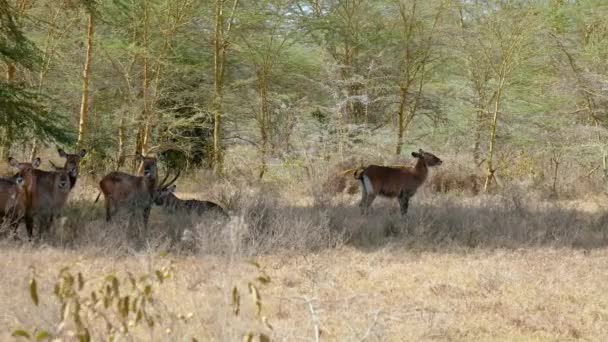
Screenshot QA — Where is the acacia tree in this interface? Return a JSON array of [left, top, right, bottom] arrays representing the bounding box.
[[211, 0, 239, 175], [236, 0, 294, 179], [388, 0, 445, 155], [456, 3, 538, 191], [0, 0, 72, 158], [548, 0, 608, 179], [77, 1, 97, 149]]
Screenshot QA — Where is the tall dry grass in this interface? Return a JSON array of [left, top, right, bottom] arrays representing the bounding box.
[[1, 145, 608, 340]]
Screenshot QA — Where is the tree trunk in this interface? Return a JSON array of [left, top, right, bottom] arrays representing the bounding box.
[[77, 12, 94, 149], [212, 0, 226, 175], [1, 63, 16, 159], [473, 104, 485, 165], [484, 83, 504, 192], [395, 87, 408, 155], [135, 0, 150, 173], [116, 114, 126, 170], [257, 68, 270, 179]]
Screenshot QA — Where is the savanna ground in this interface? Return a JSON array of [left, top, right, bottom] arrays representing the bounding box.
[[2, 148, 608, 341]]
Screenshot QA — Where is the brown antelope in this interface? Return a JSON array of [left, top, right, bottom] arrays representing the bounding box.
[[154, 184, 229, 219], [96, 153, 179, 237], [9, 157, 73, 240], [50, 148, 87, 189], [0, 173, 26, 237], [355, 149, 442, 215], [6, 157, 40, 238]]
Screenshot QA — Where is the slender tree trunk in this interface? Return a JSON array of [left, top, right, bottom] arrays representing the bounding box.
[[473, 101, 485, 165], [135, 0, 150, 172], [116, 113, 126, 170], [77, 12, 94, 149], [257, 68, 270, 179], [1, 63, 16, 159], [395, 87, 408, 155], [212, 0, 226, 175], [484, 81, 505, 192]]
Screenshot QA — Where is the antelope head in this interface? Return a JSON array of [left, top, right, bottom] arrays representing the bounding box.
[[57, 148, 87, 179], [8, 157, 41, 186], [412, 149, 443, 167], [136, 152, 159, 181], [49, 163, 72, 191], [154, 184, 177, 205]]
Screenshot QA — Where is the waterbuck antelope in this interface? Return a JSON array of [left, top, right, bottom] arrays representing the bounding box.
[[97, 153, 180, 237], [154, 184, 229, 219], [0, 163, 28, 237], [10, 157, 73, 240], [50, 148, 87, 189], [355, 149, 442, 215]]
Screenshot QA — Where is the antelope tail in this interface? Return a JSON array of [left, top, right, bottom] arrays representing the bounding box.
[[94, 191, 102, 203], [353, 167, 365, 180]]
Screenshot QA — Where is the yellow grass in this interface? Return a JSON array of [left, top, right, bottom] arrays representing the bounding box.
[[2, 246, 608, 340]]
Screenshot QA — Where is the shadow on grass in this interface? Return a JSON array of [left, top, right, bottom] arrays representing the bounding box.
[[2, 192, 607, 255]]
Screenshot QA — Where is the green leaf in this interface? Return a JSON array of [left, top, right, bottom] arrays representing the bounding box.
[[78, 328, 91, 342], [29, 278, 39, 306], [155, 270, 164, 284], [77, 273, 85, 291], [247, 260, 261, 269], [256, 275, 271, 285], [11, 330, 30, 338], [35, 331, 51, 341], [232, 286, 240, 316]]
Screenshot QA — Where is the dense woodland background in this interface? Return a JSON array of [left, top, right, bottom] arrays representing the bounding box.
[[1, 0, 608, 194]]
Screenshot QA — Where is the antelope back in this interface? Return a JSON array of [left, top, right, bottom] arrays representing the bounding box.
[[100, 172, 152, 207], [58, 148, 87, 188]]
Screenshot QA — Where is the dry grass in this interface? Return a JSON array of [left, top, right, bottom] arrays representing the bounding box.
[[2, 148, 608, 340], [2, 245, 608, 340]]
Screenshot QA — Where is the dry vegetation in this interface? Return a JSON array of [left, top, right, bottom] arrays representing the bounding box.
[[1, 148, 608, 340]]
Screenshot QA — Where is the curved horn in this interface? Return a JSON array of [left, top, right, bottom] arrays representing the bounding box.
[[157, 171, 171, 189], [160, 170, 181, 189], [166, 169, 181, 187], [49, 160, 62, 170], [147, 143, 189, 156]]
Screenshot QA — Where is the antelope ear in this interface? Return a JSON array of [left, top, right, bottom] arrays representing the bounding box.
[[168, 184, 177, 192], [32, 158, 41, 168], [8, 157, 18, 168], [58, 148, 67, 158], [79, 149, 87, 158], [135, 151, 143, 161], [411, 152, 421, 158], [419, 148, 424, 154]]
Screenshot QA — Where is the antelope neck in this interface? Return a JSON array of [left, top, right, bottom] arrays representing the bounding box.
[[413, 158, 429, 178]]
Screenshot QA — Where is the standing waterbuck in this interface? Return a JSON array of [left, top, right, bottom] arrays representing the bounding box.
[[11, 158, 73, 240], [0, 157, 37, 237], [154, 184, 229, 219], [97, 152, 179, 238], [355, 149, 442, 215], [50, 148, 87, 189]]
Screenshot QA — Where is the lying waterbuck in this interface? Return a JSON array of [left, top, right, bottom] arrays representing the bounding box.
[[0, 162, 28, 237], [355, 149, 442, 215], [97, 153, 179, 236], [154, 184, 229, 219], [10, 157, 72, 240]]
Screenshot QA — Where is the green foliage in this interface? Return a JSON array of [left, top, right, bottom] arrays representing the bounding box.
[[14, 262, 178, 340]]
